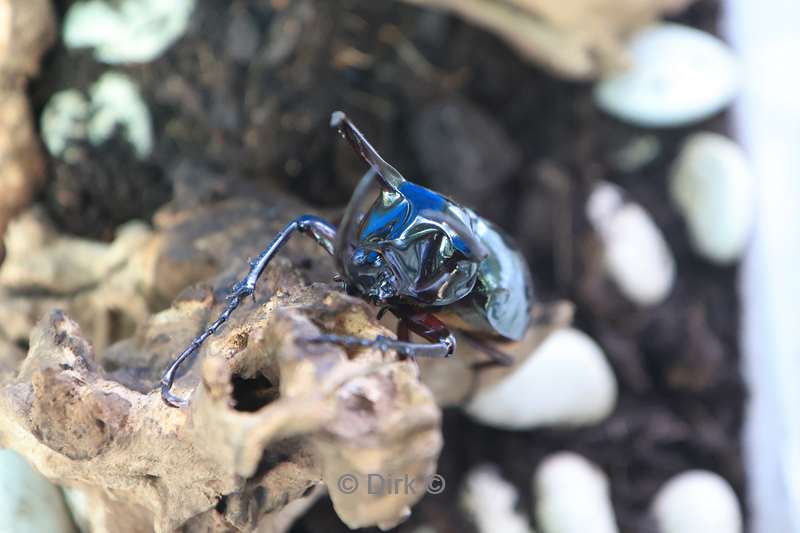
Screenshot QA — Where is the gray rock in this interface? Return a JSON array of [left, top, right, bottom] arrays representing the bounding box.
[[226, 7, 260, 62], [412, 99, 522, 200]]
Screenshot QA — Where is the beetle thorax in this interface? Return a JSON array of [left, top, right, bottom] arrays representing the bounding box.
[[341, 183, 485, 307]]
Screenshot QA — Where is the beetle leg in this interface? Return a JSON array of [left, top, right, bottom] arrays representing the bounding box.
[[160, 214, 337, 408], [460, 332, 515, 367], [456, 338, 515, 407], [303, 311, 456, 359], [304, 333, 454, 359], [396, 320, 410, 343]]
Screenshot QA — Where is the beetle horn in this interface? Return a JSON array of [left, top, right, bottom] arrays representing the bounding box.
[[331, 111, 405, 192]]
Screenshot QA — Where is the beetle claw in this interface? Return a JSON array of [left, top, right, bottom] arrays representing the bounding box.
[[228, 281, 254, 301]]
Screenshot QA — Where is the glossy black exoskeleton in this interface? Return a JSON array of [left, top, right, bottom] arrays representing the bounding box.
[[161, 111, 534, 407]]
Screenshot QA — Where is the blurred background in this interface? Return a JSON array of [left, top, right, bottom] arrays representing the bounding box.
[[0, 0, 798, 532]]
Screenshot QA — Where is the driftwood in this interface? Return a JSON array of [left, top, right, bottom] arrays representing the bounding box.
[[398, 0, 693, 79], [0, 172, 569, 531], [0, 0, 56, 260], [0, 182, 444, 532]]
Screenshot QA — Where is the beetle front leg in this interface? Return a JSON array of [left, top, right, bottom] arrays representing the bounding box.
[[304, 311, 456, 359], [160, 214, 337, 408]]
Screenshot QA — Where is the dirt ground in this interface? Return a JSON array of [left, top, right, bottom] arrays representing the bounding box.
[[29, 1, 745, 532]]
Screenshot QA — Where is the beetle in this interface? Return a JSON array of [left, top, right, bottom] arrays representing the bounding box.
[[160, 111, 534, 407]]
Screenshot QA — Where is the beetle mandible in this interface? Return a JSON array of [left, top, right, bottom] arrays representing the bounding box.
[[160, 111, 534, 407]]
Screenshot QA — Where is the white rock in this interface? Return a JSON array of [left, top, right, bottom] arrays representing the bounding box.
[[461, 465, 536, 533], [40, 90, 90, 161], [0, 450, 76, 533], [670, 133, 756, 263], [651, 470, 742, 533], [89, 72, 153, 158], [40, 73, 153, 160], [61, 488, 91, 533], [587, 182, 675, 306], [465, 328, 617, 430], [612, 135, 660, 173], [594, 24, 739, 128], [64, 0, 196, 64], [534, 452, 618, 533]]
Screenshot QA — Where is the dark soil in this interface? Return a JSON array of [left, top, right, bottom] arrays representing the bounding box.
[[30, 0, 745, 532]]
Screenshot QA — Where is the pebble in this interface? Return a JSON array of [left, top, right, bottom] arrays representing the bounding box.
[[594, 24, 739, 128], [670, 133, 755, 263], [40, 73, 153, 160], [651, 470, 742, 533], [466, 328, 617, 430], [587, 182, 675, 306], [534, 452, 618, 533], [412, 99, 522, 197], [612, 135, 661, 173], [40, 90, 90, 161], [89, 72, 153, 159], [61, 487, 91, 533], [64, 0, 195, 64], [461, 465, 535, 533], [0, 449, 76, 533], [226, 8, 260, 62]]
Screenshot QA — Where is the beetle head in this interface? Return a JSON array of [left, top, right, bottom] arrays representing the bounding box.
[[332, 112, 488, 306]]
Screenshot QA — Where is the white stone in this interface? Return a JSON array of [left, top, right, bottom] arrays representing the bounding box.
[[612, 135, 660, 173], [40, 90, 90, 161], [670, 133, 756, 263], [0, 449, 76, 533], [61, 488, 91, 533], [465, 328, 617, 430], [651, 470, 742, 533], [64, 0, 195, 64], [534, 452, 618, 533], [40, 73, 153, 160], [89, 72, 153, 158], [594, 24, 739, 128], [587, 182, 675, 306], [461, 465, 536, 533]]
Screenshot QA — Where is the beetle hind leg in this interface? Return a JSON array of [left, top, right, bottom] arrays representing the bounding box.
[[303, 332, 455, 359], [302, 310, 456, 359], [460, 332, 515, 367]]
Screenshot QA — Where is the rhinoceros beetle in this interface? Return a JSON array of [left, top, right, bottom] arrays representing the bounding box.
[[161, 111, 534, 407]]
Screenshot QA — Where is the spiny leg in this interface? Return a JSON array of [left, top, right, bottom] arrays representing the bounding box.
[[460, 332, 515, 367], [304, 310, 456, 359], [160, 214, 337, 408], [396, 320, 410, 343], [457, 334, 517, 406]]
